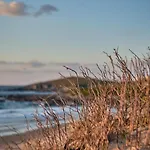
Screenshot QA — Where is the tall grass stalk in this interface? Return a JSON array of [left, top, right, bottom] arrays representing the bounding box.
[[8, 49, 150, 150]]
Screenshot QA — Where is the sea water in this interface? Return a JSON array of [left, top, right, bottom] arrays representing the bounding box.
[[0, 90, 80, 136], [0, 89, 116, 137]]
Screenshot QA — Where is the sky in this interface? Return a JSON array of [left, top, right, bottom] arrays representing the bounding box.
[[0, 0, 150, 85]]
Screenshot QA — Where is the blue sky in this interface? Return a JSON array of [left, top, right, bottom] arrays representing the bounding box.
[[0, 0, 150, 84]]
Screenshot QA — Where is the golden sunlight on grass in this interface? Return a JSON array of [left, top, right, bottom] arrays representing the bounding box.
[[3, 49, 150, 150]]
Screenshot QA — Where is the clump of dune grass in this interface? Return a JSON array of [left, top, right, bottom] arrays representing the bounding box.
[[14, 48, 150, 150]]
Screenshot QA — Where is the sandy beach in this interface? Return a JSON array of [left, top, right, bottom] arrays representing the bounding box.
[[0, 128, 42, 149], [0, 123, 68, 150], [0, 126, 150, 150]]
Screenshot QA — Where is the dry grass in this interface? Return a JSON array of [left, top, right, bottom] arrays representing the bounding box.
[[7, 49, 150, 149]]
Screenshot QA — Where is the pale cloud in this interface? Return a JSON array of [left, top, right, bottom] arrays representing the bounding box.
[[28, 61, 46, 68], [0, 60, 45, 68], [0, 0, 29, 16], [0, 0, 58, 17], [0, 61, 99, 85]]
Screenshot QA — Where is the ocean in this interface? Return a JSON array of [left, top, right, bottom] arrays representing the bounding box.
[[0, 86, 80, 136]]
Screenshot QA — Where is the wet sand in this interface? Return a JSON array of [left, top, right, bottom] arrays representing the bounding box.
[[0, 123, 67, 150], [0, 129, 42, 149]]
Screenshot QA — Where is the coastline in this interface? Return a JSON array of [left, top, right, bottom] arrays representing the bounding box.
[[0, 128, 42, 149], [0, 123, 68, 149]]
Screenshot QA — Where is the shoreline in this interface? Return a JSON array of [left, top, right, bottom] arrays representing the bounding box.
[[0, 128, 42, 149], [0, 123, 67, 149]]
